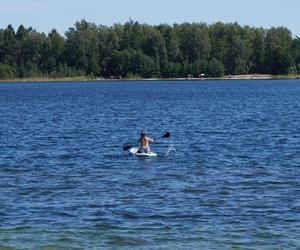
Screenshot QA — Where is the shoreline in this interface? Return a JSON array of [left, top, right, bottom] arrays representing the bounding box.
[[0, 74, 300, 83]]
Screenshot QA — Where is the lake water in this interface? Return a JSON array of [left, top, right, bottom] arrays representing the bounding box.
[[0, 80, 300, 249]]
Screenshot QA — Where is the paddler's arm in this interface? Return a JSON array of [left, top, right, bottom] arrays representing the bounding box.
[[147, 137, 154, 143]]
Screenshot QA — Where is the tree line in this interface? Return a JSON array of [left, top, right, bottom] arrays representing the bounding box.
[[1, 20, 300, 79]]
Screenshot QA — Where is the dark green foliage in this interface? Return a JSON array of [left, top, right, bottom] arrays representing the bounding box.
[[0, 63, 16, 79], [64, 20, 100, 76], [264, 27, 294, 74], [290, 37, 300, 73], [189, 60, 208, 76], [175, 23, 211, 63], [207, 58, 225, 77], [0, 20, 300, 79]]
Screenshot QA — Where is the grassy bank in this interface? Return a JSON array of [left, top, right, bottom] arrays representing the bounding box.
[[0, 76, 99, 82], [272, 74, 300, 79], [1, 74, 300, 82]]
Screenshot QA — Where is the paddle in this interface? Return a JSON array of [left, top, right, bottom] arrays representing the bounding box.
[[123, 132, 170, 151]]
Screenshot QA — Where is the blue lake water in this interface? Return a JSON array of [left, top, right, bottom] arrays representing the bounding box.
[[0, 80, 300, 249]]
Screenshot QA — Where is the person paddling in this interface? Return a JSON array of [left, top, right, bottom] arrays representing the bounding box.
[[138, 131, 154, 153]]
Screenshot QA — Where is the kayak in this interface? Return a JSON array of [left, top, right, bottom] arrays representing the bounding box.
[[129, 147, 157, 157]]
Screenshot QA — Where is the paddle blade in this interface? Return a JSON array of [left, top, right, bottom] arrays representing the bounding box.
[[123, 144, 132, 151], [162, 132, 170, 138]]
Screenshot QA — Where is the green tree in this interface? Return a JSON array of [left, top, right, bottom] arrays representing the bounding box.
[[65, 20, 100, 76], [143, 29, 167, 62], [131, 50, 160, 78], [117, 49, 137, 77], [189, 59, 208, 77], [207, 58, 225, 77], [47, 29, 65, 74], [250, 28, 266, 73], [2, 25, 17, 68], [160, 59, 181, 77], [22, 30, 47, 77], [157, 24, 181, 62], [15, 25, 30, 77], [176, 23, 211, 63], [290, 37, 300, 73], [210, 22, 253, 75], [1, 20, 300, 79], [0, 63, 16, 79], [98, 26, 120, 76], [264, 27, 294, 74], [120, 20, 146, 51]]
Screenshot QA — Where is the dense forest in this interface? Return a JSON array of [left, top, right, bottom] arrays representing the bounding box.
[[1, 20, 300, 79]]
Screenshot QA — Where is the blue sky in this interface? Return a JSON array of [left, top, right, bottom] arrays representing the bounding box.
[[1, 0, 299, 36]]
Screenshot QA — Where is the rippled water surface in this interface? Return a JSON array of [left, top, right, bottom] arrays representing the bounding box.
[[1, 80, 300, 249]]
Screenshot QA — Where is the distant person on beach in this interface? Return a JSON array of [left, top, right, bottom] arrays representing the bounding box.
[[138, 131, 154, 153]]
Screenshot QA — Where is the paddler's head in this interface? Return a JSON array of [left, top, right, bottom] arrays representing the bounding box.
[[140, 130, 146, 137]]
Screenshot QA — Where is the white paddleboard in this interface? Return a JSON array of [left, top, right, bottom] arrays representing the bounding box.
[[129, 147, 157, 157]]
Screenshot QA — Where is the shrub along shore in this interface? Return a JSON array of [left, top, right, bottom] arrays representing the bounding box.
[[1, 20, 300, 80]]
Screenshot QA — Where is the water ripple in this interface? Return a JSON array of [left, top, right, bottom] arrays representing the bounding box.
[[1, 80, 300, 249]]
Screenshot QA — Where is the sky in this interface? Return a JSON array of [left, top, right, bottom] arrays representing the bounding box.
[[0, 0, 299, 36]]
